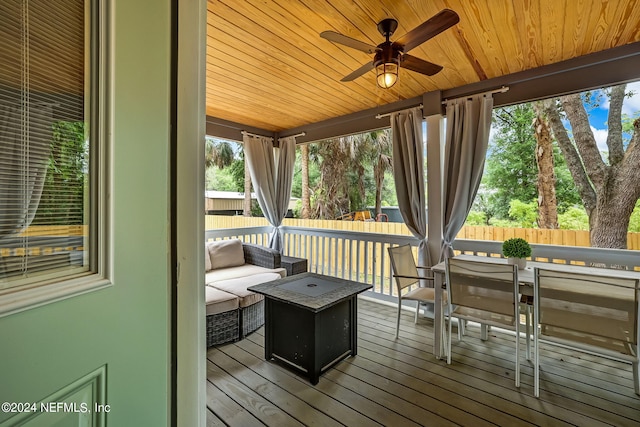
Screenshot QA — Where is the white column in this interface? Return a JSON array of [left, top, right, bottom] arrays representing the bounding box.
[[426, 113, 445, 358], [426, 114, 444, 266]]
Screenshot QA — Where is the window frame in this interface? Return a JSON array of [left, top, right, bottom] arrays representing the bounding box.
[[0, 0, 112, 317]]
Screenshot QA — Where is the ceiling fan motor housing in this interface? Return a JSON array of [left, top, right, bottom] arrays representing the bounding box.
[[373, 41, 402, 67], [377, 18, 398, 39]]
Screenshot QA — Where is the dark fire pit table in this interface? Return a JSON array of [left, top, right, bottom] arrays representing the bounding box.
[[248, 272, 372, 385]]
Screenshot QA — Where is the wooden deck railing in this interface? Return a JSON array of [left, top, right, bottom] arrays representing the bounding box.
[[204, 219, 640, 302]]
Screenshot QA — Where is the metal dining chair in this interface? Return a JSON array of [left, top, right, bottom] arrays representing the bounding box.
[[533, 268, 640, 397], [445, 257, 524, 387], [388, 245, 448, 347]]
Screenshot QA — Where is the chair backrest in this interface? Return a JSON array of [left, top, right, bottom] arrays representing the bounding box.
[[534, 268, 639, 357], [446, 258, 519, 326], [388, 244, 420, 292]]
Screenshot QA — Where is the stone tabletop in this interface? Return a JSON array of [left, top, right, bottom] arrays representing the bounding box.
[[247, 272, 372, 312]]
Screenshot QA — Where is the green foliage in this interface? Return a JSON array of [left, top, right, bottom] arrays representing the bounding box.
[[481, 104, 580, 219], [291, 149, 320, 198], [465, 210, 487, 226], [483, 105, 538, 219], [502, 238, 532, 258], [628, 200, 640, 232], [292, 199, 302, 218], [558, 206, 590, 230], [205, 137, 234, 169], [621, 112, 640, 148], [204, 139, 244, 192], [306, 130, 397, 219], [250, 200, 263, 217], [33, 121, 87, 225], [489, 218, 521, 228], [508, 199, 538, 228], [205, 167, 237, 191]]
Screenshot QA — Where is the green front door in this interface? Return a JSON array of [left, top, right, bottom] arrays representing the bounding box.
[[0, 0, 176, 425]]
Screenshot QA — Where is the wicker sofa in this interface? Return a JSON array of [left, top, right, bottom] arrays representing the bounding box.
[[205, 239, 285, 347]]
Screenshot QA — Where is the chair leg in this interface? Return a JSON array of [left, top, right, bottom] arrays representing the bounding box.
[[534, 323, 540, 397], [395, 303, 401, 339], [481, 323, 489, 341], [447, 314, 453, 365], [440, 303, 449, 360], [525, 304, 531, 361], [633, 360, 639, 396], [414, 301, 420, 324], [515, 321, 520, 388]]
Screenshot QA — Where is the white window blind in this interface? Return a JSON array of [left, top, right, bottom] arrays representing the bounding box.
[[0, 0, 90, 289]]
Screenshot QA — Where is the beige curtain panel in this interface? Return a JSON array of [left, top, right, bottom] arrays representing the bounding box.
[[243, 134, 296, 252], [441, 94, 494, 261], [391, 107, 430, 273]]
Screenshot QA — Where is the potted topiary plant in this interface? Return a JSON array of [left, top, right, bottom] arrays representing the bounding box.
[[502, 237, 531, 270]]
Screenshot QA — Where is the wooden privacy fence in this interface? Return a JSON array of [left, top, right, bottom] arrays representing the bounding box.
[[206, 216, 640, 250]]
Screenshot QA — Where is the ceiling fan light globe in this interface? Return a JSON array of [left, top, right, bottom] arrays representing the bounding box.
[[376, 62, 398, 88]]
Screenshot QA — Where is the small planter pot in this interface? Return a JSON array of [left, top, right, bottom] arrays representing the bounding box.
[[507, 257, 527, 270]]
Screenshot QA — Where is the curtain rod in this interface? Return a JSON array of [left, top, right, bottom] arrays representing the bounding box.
[[376, 104, 423, 119], [442, 86, 509, 105], [241, 130, 273, 141], [279, 131, 306, 140]]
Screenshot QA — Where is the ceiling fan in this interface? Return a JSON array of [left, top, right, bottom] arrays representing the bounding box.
[[320, 9, 459, 89]]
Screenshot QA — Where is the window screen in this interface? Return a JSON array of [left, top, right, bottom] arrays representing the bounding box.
[[0, 0, 90, 289]]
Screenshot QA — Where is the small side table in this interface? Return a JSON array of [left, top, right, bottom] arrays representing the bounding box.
[[281, 256, 308, 276]]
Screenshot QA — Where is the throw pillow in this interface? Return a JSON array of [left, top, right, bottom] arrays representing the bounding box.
[[208, 239, 245, 270]]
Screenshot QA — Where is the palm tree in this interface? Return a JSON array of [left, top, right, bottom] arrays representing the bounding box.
[[310, 130, 393, 220], [205, 137, 234, 169], [313, 138, 353, 219], [371, 129, 393, 217]]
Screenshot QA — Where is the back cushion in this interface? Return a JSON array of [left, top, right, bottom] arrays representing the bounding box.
[[205, 244, 212, 271], [208, 239, 245, 270]]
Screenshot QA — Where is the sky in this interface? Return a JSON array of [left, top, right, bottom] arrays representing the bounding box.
[[590, 81, 640, 151]]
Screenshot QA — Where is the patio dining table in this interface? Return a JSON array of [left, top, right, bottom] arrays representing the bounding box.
[[430, 254, 640, 359]]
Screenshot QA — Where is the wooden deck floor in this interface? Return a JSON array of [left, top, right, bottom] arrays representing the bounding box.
[[206, 298, 640, 427]]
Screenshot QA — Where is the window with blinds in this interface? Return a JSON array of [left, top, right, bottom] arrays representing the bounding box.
[[0, 0, 91, 290]]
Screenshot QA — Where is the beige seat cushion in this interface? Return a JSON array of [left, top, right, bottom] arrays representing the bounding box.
[[205, 287, 239, 315], [210, 272, 281, 308], [205, 264, 286, 284], [208, 239, 245, 270]]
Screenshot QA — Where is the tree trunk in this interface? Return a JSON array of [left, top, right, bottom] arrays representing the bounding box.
[[590, 192, 634, 249], [243, 160, 252, 216], [373, 159, 383, 217], [301, 144, 310, 219], [532, 104, 558, 228], [544, 87, 640, 249]]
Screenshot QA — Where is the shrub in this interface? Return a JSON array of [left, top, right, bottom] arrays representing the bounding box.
[[465, 210, 487, 226]]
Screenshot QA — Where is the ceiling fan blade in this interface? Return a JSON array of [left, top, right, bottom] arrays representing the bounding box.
[[400, 54, 443, 76], [341, 61, 375, 82], [320, 31, 379, 54], [395, 9, 459, 52]]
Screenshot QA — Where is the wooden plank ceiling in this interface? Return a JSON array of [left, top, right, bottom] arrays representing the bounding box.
[[206, 0, 640, 133]]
